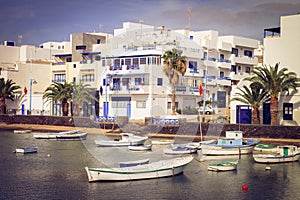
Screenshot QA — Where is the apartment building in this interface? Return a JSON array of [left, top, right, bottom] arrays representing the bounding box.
[[263, 13, 300, 125]]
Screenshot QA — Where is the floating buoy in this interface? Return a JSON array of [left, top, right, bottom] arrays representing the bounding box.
[[47, 154, 51, 157], [265, 165, 271, 170], [242, 184, 248, 191], [199, 159, 205, 162]]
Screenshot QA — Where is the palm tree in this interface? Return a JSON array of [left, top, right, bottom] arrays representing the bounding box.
[[0, 78, 21, 114], [231, 82, 269, 124], [72, 82, 97, 116], [43, 82, 73, 116], [244, 63, 299, 125], [162, 48, 187, 115]]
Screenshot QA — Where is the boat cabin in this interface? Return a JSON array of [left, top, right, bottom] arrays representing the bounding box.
[[278, 146, 298, 156], [217, 138, 243, 146], [225, 131, 243, 139]]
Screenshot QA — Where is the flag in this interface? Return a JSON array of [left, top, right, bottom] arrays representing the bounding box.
[[24, 87, 28, 95], [199, 85, 203, 96]]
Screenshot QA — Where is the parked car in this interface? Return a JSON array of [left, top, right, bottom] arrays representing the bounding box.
[[198, 106, 214, 115]]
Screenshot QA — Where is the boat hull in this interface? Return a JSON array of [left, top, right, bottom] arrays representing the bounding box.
[[119, 159, 150, 168], [207, 162, 238, 172], [85, 156, 193, 182], [164, 148, 197, 155], [56, 132, 87, 141], [128, 144, 152, 151], [201, 145, 253, 155], [253, 154, 300, 163], [15, 146, 38, 154]]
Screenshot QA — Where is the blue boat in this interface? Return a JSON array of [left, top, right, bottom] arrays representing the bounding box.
[[15, 146, 38, 154]]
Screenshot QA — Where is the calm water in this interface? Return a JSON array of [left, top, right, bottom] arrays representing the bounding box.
[[1, 130, 300, 200]]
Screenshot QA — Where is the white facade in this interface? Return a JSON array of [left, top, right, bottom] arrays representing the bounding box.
[[263, 14, 300, 125]]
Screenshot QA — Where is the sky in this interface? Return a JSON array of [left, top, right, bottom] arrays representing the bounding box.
[[0, 0, 299, 46]]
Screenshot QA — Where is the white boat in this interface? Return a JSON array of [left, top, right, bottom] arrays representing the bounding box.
[[119, 159, 150, 168], [151, 139, 174, 145], [95, 133, 148, 147], [164, 144, 197, 155], [201, 131, 260, 156], [253, 145, 300, 163], [33, 129, 81, 139], [14, 130, 32, 134], [128, 144, 152, 151], [254, 144, 278, 153], [85, 156, 193, 182], [56, 132, 87, 140], [207, 161, 238, 172], [15, 146, 38, 154]]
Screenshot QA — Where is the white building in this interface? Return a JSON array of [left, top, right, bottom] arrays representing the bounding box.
[[263, 13, 300, 125]]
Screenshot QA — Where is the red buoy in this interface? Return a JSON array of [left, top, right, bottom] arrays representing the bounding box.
[[242, 184, 248, 191]]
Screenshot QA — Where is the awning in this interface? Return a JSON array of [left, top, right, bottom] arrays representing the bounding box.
[[81, 52, 101, 55], [53, 53, 72, 57]]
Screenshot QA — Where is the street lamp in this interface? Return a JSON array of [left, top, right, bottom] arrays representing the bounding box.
[[29, 78, 37, 115], [202, 50, 209, 123]]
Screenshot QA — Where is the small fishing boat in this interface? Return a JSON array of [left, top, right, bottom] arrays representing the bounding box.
[[151, 139, 174, 145], [95, 133, 148, 147], [15, 146, 38, 154], [56, 132, 87, 141], [164, 144, 197, 155], [207, 161, 238, 172], [201, 131, 260, 156], [14, 130, 32, 134], [254, 144, 277, 153], [34, 129, 81, 139], [253, 145, 300, 163], [128, 144, 152, 151], [85, 156, 193, 182], [119, 159, 150, 168]]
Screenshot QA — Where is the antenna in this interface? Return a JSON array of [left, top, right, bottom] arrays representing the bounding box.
[[99, 24, 103, 32], [187, 7, 192, 30], [18, 35, 23, 46]]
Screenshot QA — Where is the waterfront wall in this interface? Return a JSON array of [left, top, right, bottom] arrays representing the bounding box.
[[0, 115, 300, 139]]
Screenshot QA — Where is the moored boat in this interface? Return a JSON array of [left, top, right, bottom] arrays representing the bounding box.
[[201, 131, 260, 156], [128, 144, 152, 151], [95, 133, 148, 147], [85, 156, 193, 182], [254, 144, 277, 153], [15, 146, 38, 154], [207, 161, 238, 172], [14, 130, 32, 134], [253, 145, 300, 163], [119, 159, 150, 168], [164, 144, 197, 155], [56, 132, 87, 141], [151, 139, 174, 145], [33, 129, 81, 139]]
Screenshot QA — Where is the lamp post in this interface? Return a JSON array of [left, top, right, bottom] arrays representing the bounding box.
[[202, 50, 209, 123], [29, 78, 37, 115]]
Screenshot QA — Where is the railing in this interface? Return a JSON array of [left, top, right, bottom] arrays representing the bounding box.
[[151, 117, 179, 126], [94, 116, 116, 122], [52, 62, 66, 65]]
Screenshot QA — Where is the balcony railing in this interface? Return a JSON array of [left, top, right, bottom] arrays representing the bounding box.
[[52, 62, 66, 66]]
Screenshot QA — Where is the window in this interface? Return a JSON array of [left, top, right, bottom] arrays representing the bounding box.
[[54, 74, 66, 82], [73, 64, 76, 68], [125, 58, 131, 66], [76, 45, 86, 50], [66, 58, 72, 62], [283, 103, 293, 120], [245, 67, 251, 74], [140, 57, 146, 64], [136, 101, 146, 108], [73, 77, 76, 82], [157, 78, 163, 86], [81, 74, 95, 82], [231, 65, 237, 74], [95, 55, 101, 61], [220, 54, 225, 60], [231, 48, 238, 57], [220, 71, 224, 78], [244, 50, 253, 57], [135, 78, 142, 85], [114, 59, 120, 66], [188, 61, 197, 69], [97, 39, 101, 44], [133, 58, 139, 65], [167, 102, 178, 109]]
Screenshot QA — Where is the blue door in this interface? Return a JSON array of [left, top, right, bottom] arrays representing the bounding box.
[[236, 105, 252, 124], [127, 103, 131, 118], [263, 103, 271, 124]]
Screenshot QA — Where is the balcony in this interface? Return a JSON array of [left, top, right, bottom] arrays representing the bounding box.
[[217, 77, 231, 86], [217, 41, 232, 51], [217, 59, 231, 69], [231, 55, 258, 66], [229, 72, 249, 80], [202, 57, 217, 68]]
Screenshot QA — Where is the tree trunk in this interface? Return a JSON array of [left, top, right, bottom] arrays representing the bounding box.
[[74, 104, 80, 116], [0, 97, 6, 114], [252, 108, 260, 124], [171, 83, 176, 115], [270, 97, 278, 125], [62, 99, 69, 116]]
